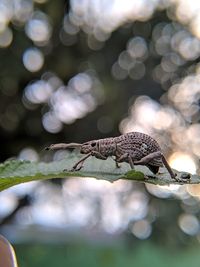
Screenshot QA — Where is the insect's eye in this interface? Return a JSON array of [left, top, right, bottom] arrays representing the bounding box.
[[91, 142, 96, 147]]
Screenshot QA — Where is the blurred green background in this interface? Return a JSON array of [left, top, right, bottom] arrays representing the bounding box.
[[1, 0, 200, 266], [14, 241, 200, 267]]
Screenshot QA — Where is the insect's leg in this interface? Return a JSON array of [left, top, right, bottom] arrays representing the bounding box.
[[116, 153, 135, 169], [134, 151, 161, 165], [70, 153, 92, 171], [161, 154, 177, 180], [134, 151, 176, 180], [114, 157, 120, 168], [71, 151, 107, 171], [91, 151, 107, 160], [128, 156, 134, 169]]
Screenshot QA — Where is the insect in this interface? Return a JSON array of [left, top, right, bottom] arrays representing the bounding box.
[[45, 132, 177, 180]]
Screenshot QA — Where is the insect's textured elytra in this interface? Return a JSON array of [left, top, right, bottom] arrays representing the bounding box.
[[46, 131, 177, 180], [115, 132, 162, 166]]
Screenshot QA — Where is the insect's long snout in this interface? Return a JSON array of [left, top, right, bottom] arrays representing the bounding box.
[[45, 143, 82, 151]]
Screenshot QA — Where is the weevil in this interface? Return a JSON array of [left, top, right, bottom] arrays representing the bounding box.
[[45, 132, 177, 180]]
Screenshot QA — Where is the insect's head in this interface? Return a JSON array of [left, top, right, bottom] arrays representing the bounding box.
[[80, 140, 98, 154]]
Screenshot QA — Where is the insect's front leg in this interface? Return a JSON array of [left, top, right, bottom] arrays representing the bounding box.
[[70, 153, 92, 171], [68, 151, 107, 171]]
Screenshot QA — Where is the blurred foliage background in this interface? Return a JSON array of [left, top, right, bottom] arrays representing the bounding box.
[[1, 0, 200, 266]]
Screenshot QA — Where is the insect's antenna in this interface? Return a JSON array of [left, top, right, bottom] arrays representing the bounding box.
[[45, 143, 82, 151]]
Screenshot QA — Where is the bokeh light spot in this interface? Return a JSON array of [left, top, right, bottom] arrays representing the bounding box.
[[131, 220, 152, 239], [42, 112, 63, 133], [25, 11, 52, 44], [129, 61, 145, 80], [111, 62, 128, 80], [127, 37, 148, 59], [18, 147, 39, 161], [178, 214, 199, 236], [169, 152, 196, 174], [23, 47, 44, 72], [0, 27, 13, 47], [187, 185, 200, 198], [25, 80, 53, 104], [0, 0, 13, 31], [13, 0, 33, 24]]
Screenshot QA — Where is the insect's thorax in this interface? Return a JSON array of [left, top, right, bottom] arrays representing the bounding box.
[[98, 137, 117, 156]]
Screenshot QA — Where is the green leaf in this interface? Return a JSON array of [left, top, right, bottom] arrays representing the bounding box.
[[0, 153, 199, 192]]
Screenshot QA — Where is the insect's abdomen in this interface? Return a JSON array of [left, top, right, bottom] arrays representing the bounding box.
[[115, 132, 162, 166]]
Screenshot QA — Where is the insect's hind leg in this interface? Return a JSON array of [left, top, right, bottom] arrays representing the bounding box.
[[134, 151, 176, 180], [160, 154, 177, 180]]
